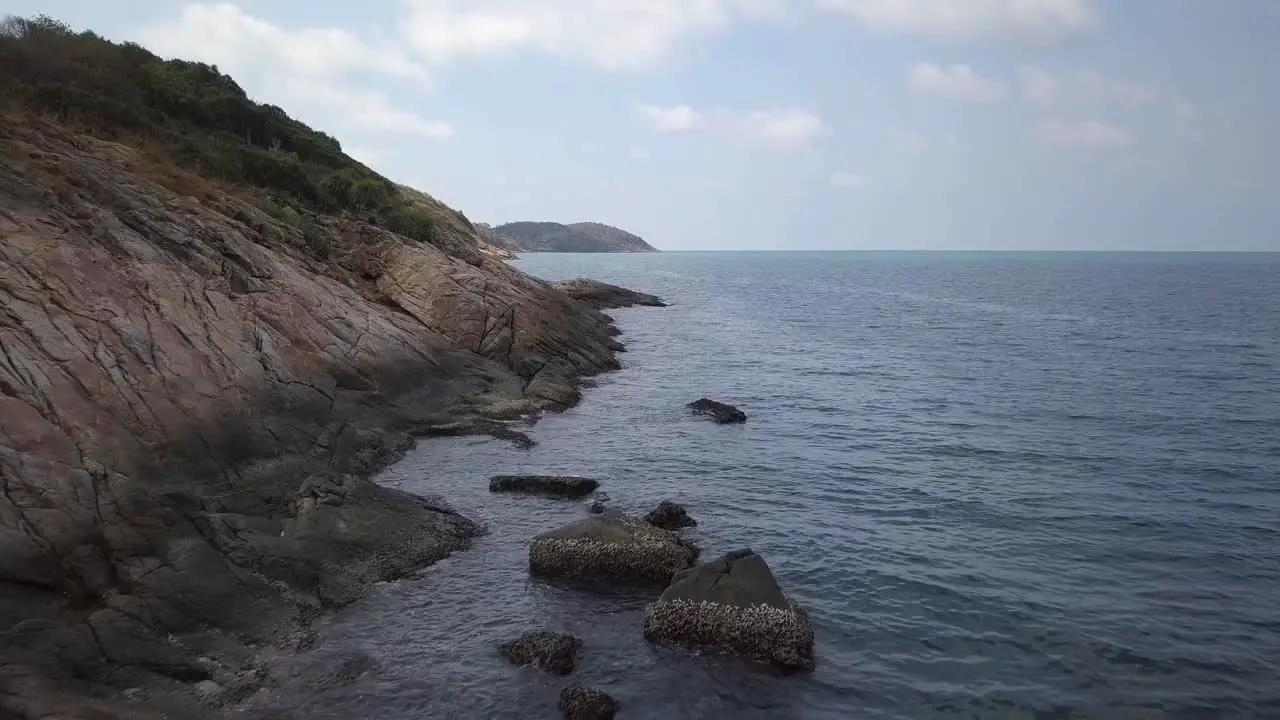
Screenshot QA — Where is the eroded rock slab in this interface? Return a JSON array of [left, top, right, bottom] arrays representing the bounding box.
[[643, 549, 814, 671], [643, 500, 696, 530], [559, 685, 620, 720], [498, 631, 582, 675], [489, 475, 600, 498], [688, 398, 747, 424], [530, 514, 697, 584], [554, 279, 668, 310]]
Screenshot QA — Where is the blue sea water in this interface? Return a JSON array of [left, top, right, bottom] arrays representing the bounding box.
[[249, 252, 1280, 719]]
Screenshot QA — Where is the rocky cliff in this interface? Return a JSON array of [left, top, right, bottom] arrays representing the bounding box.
[[0, 17, 662, 718], [478, 220, 659, 253]]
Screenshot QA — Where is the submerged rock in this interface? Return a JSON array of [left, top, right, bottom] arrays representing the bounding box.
[[498, 631, 582, 675], [643, 500, 696, 530], [559, 685, 620, 720], [489, 475, 600, 498], [553, 278, 668, 310], [643, 549, 814, 671], [687, 398, 747, 424], [530, 514, 697, 584]]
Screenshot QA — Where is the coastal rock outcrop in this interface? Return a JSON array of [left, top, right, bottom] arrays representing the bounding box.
[[529, 514, 697, 584], [554, 279, 669, 310], [559, 685, 621, 720], [643, 500, 697, 530], [489, 475, 600, 498], [688, 398, 748, 424], [643, 549, 815, 671], [498, 631, 583, 675], [0, 103, 664, 715]]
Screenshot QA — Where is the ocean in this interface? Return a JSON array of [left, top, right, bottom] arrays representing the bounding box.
[[249, 252, 1280, 719]]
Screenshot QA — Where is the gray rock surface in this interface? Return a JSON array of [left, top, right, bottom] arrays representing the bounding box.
[[559, 685, 621, 720], [530, 514, 697, 584], [554, 279, 668, 310], [688, 398, 748, 423], [643, 500, 696, 530], [498, 631, 582, 675], [489, 475, 600, 498], [0, 114, 662, 716], [644, 549, 815, 671]]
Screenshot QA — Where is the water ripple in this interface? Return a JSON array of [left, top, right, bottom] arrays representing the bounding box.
[[245, 252, 1280, 719]]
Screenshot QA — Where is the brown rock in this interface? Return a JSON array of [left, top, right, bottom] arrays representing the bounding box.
[[553, 278, 668, 310], [498, 631, 582, 675], [489, 475, 600, 498], [559, 686, 620, 720], [0, 114, 659, 716]]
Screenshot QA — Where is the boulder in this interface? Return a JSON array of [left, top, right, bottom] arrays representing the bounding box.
[[530, 514, 697, 585], [643, 500, 696, 530], [489, 475, 599, 498], [559, 686, 620, 720], [498, 631, 582, 675], [688, 398, 747, 424], [643, 549, 814, 671]]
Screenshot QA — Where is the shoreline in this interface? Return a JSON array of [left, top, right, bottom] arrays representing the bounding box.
[[1, 295, 657, 719]]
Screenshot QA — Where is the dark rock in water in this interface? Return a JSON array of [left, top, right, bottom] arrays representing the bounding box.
[[553, 278, 668, 310], [498, 630, 582, 675], [643, 500, 696, 530], [643, 548, 815, 671], [530, 514, 697, 585], [588, 500, 607, 514], [688, 398, 747, 424], [483, 423, 536, 449], [489, 475, 599, 498], [559, 685, 620, 720]]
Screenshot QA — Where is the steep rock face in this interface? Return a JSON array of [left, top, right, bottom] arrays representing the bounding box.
[[0, 116, 645, 717]]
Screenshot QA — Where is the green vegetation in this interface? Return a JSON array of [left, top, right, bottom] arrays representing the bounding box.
[[0, 14, 448, 247]]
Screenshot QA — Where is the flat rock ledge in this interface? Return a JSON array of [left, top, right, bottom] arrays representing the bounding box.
[[643, 548, 815, 671], [643, 500, 696, 530], [559, 685, 620, 720], [489, 475, 600, 498], [498, 630, 583, 675], [688, 398, 747, 424], [530, 514, 698, 585], [554, 278, 668, 310]]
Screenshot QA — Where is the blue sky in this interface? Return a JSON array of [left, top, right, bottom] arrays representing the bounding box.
[[5, 1, 1278, 250]]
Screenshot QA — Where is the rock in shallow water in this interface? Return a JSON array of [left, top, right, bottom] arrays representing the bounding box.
[[687, 398, 747, 424], [498, 631, 582, 675], [559, 685, 620, 720], [489, 475, 600, 498], [643, 500, 696, 530], [643, 548, 815, 671], [553, 278, 668, 310], [530, 514, 698, 585]]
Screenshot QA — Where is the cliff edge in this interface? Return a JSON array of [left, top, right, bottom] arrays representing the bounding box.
[[0, 16, 660, 718]]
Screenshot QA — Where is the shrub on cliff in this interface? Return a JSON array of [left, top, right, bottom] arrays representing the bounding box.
[[0, 13, 456, 247]]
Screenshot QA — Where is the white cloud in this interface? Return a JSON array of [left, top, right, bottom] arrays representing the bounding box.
[[135, 3, 451, 139], [1037, 120, 1132, 149], [908, 62, 1005, 102], [1018, 65, 1155, 105], [637, 104, 828, 149], [399, 0, 787, 70], [831, 171, 870, 189], [729, 108, 828, 148], [638, 103, 709, 132], [817, 0, 1096, 39]]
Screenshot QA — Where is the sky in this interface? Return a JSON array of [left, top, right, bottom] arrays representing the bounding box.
[[5, 0, 1278, 251]]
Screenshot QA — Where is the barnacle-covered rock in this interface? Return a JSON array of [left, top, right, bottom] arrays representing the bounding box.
[[559, 685, 620, 719], [498, 630, 582, 675], [643, 549, 814, 671], [529, 514, 697, 585]]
